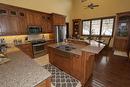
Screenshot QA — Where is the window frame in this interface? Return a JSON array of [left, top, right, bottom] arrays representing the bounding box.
[[82, 16, 115, 37]]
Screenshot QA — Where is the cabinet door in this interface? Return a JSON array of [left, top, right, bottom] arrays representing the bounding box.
[[26, 11, 42, 26], [114, 37, 128, 51], [18, 9, 27, 34], [8, 8, 19, 35], [33, 12, 42, 26], [54, 50, 73, 74], [26, 11, 35, 25], [72, 55, 81, 80], [0, 6, 10, 35], [42, 14, 52, 33], [52, 13, 66, 25], [0, 15, 10, 35]]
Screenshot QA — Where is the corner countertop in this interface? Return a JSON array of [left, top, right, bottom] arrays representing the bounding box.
[[0, 47, 51, 87], [48, 39, 105, 55]]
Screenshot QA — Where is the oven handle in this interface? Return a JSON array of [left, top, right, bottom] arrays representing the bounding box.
[[32, 43, 46, 46]]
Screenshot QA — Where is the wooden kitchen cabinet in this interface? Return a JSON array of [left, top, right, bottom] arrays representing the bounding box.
[[113, 11, 130, 57], [41, 14, 53, 33], [26, 11, 42, 26], [18, 9, 27, 34], [33, 12, 43, 26], [0, 5, 10, 35], [17, 43, 34, 58], [8, 7, 19, 35], [54, 49, 73, 74], [0, 5, 25, 35], [48, 45, 96, 86], [52, 13, 66, 25], [26, 11, 36, 25], [0, 13, 10, 35], [72, 55, 82, 80], [0, 3, 67, 36]]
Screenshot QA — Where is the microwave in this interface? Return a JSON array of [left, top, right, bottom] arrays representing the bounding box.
[[28, 26, 42, 34]]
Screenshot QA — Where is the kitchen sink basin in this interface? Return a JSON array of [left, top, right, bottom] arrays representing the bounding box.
[[56, 45, 76, 51]]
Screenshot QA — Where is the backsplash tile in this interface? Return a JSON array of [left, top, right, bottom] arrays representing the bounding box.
[[0, 33, 54, 46]]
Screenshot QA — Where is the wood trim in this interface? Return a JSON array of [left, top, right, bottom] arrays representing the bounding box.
[[113, 11, 130, 53], [81, 51, 95, 85], [35, 77, 51, 87], [81, 16, 115, 37], [82, 16, 116, 21]]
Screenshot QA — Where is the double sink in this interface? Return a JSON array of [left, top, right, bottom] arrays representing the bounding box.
[[56, 44, 76, 51]]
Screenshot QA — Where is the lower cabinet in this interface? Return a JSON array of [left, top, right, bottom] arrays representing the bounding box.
[[53, 51, 73, 74], [114, 37, 128, 51], [48, 47, 95, 86], [17, 43, 34, 58], [72, 55, 82, 80], [48, 47, 81, 79]]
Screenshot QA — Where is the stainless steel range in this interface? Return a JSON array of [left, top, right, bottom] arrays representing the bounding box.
[[30, 40, 47, 58]]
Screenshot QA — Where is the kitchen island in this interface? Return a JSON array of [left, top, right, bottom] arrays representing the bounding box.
[[48, 39, 105, 86], [0, 47, 51, 87]]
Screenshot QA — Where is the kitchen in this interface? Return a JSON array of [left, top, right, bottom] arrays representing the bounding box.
[[0, 0, 130, 87]]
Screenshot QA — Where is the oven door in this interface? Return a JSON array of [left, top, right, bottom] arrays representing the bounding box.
[[33, 44, 45, 54]]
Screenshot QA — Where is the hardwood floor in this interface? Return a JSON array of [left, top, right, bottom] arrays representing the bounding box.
[[85, 48, 130, 87]]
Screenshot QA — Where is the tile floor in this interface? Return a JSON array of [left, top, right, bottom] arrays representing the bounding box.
[[43, 64, 81, 87], [33, 54, 49, 66], [34, 54, 81, 87]]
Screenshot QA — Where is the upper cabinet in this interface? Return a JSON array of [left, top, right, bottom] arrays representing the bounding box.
[[8, 7, 19, 35], [18, 9, 27, 34], [41, 14, 53, 33], [26, 11, 42, 26], [0, 5, 9, 36], [52, 13, 66, 25], [0, 3, 65, 36]]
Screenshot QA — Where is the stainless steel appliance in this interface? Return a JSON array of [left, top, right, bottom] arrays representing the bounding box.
[[28, 26, 42, 35], [31, 40, 46, 58], [55, 26, 66, 42]]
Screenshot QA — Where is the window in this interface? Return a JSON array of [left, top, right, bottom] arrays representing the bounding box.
[[101, 18, 114, 36], [82, 17, 115, 36], [82, 21, 90, 35], [91, 20, 101, 35]]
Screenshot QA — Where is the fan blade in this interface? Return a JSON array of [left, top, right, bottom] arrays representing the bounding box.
[[93, 5, 99, 7]]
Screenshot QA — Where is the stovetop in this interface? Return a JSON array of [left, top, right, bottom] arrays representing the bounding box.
[[29, 40, 46, 45]]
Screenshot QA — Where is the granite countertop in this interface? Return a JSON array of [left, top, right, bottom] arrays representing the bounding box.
[[0, 47, 51, 87], [48, 39, 105, 55]]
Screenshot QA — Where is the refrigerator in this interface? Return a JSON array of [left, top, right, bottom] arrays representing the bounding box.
[[55, 26, 66, 43]]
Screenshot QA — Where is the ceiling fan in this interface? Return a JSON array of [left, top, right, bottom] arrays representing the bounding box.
[[84, 3, 99, 9]]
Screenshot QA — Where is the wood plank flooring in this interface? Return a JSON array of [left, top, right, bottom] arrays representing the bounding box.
[[85, 48, 130, 87]]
